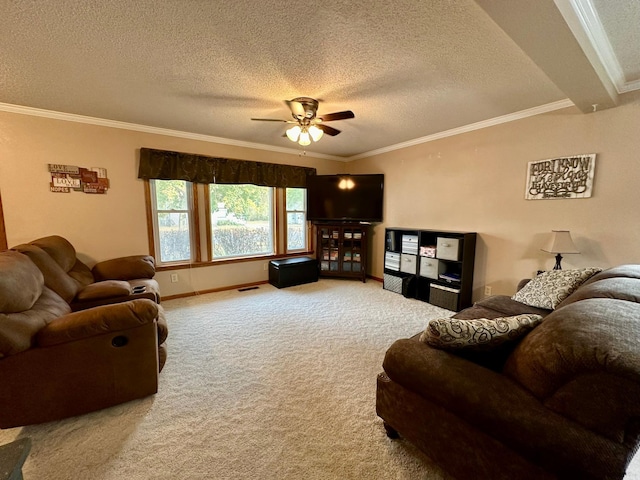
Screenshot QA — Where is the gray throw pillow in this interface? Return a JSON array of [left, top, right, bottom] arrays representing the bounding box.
[[420, 314, 543, 351], [512, 268, 602, 310]]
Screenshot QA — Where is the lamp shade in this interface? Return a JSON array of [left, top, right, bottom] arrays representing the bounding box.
[[308, 125, 324, 142], [541, 230, 580, 254], [298, 130, 311, 146], [286, 125, 301, 142]]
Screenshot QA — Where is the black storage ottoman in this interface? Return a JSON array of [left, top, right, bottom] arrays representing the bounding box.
[[269, 257, 318, 288]]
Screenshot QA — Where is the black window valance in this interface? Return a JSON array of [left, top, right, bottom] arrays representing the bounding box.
[[138, 148, 316, 188]]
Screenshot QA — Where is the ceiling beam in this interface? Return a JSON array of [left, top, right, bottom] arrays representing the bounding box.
[[475, 0, 618, 113]]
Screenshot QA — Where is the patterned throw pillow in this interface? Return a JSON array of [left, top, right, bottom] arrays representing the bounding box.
[[420, 314, 543, 351], [511, 268, 602, 310]]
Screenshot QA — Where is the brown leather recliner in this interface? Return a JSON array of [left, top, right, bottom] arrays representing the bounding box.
[[0, 247, 167, 428], [11, 235, 161, 311]]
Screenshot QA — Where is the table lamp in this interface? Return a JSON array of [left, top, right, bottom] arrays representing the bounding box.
[[541, 230, 580, 270]]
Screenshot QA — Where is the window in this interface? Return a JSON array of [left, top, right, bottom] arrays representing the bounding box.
[[209, 184, 274, 258], [148, 180, 308, 265], [150, 180, 195, 263], [285, 188, 306, 252]]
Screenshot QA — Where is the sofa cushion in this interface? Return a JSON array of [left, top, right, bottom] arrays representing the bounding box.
[[511, 268, 602, 310], [67, 259, 95, 287], [12, 244, 80, 303], [419, 314, 543, 351], [30, 235, 78, 273], [555, 277, 640, 309], [580, 264, 640, 288], [0, 251, 44, 313], [504, 298, 640, 399]]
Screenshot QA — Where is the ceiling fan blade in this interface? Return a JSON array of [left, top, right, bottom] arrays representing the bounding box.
[[318, 110, 355, 122], [251, 118, 290, 122], [317, 124, 341, 136], [285, 100, 306, 118]]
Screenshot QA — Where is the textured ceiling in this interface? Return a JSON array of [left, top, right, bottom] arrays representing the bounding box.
[[0, 0, 638, 159]]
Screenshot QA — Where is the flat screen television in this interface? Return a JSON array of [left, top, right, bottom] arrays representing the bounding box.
[[306, 174, 384, 222]]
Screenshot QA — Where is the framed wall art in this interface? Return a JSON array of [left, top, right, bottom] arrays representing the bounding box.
[[525, 153, 596, 200]]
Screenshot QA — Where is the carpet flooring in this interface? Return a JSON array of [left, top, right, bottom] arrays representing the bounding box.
[[1, 279, 639, 479]]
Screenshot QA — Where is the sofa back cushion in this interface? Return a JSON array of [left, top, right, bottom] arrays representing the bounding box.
[[0, 251, 44, 313], [30, 235, 77, 272], [0, 287, 71, 357], [12, 244, 80, 303], [504, 294, 640, 399], [580, 264, 640, 287]]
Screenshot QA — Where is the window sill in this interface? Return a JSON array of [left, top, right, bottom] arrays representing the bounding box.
[[156, 251, 315, 271]]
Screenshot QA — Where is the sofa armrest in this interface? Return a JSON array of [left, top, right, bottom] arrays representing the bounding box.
[[517, 278, 531, 291], [382, 338, 627, 479], [92, 255, 155, 281], [37, 299, 158, 347]]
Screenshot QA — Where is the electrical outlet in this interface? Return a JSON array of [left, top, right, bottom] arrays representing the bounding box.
[[484, 285, 492, 296], [170, 273, 178, 283]]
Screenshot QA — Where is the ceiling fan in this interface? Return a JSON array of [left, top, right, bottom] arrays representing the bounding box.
[[251, 97, 355, 146]]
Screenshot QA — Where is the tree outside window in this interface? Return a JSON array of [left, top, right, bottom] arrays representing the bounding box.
[[210, 184, 274, 258]]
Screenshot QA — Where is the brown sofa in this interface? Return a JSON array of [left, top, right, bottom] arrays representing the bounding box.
[[377, 265, 640, 479], [0, 239, 168, 428]]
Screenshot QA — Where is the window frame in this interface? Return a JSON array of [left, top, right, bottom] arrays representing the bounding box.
[[284, 187, 308, 253], [145, 180, 311, 269], [148, 179, 200, 265]]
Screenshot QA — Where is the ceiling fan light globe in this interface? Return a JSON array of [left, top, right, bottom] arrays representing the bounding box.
[[298, 131, 311, 146], [286, 125, 301, 142], [308, 125, 324, 142]]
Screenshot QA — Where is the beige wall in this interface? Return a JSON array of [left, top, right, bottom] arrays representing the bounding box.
[[0, 112, 345, 296], [3, 92, 640, 300], [349, 91, 640, 300]]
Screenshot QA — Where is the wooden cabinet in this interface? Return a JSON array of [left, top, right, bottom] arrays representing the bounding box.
[[316, 223, 368, 282], [384, 228, 476, 311]]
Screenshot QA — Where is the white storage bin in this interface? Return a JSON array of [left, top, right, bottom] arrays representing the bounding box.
[[436, 237, 460, 261], [385, 252, 401, 271], [419, 257, 445, 279], [400, 254, 418, 274], [401, 235, 419, 255]]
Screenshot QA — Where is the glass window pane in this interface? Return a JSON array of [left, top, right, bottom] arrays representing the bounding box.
[[157, 212, 191, 262], [287, 212, 305, 250], [210, 184, 274, 258], [286, 187, 304, 210], [156, 180, 188, 210]]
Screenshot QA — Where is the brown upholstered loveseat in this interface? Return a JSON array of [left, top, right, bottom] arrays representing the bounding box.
[[0, 236, 168, 428], [377, 265, 640, 479], [12, 235, 161, 311]]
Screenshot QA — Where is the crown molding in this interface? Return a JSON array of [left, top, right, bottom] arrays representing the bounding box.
[[1, 99, 578, 163], [0, 102, 344, 161], [346, 99, 575, 161], [562, 0, 640, 95]]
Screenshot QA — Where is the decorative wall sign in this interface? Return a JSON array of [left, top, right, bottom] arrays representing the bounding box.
[[48, 164, 110, 194], [525, 154, 596, 200]]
